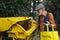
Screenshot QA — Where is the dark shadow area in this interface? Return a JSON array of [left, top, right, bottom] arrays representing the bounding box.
[[17, 19, 32, 30]]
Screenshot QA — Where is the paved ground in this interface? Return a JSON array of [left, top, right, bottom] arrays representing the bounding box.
[[30, 28, 40, 40]]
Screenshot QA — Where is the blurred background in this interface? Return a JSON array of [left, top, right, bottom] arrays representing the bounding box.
[[0, 0, 60, 36]]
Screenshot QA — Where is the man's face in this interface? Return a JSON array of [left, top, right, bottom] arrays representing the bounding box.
[[37, 8, 44, 16], [38, 9, 43, 13], [37, 9, 43, 15]]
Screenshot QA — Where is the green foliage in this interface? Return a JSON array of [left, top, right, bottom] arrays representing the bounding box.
[[0, 0, 31, 17]]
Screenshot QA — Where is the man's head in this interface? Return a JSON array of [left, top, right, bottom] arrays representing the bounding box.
[[35, 4, 45, 19], [35, 4, 45, 13]]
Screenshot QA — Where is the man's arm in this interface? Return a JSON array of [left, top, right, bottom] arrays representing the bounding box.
[[48, 13, 56, 28]]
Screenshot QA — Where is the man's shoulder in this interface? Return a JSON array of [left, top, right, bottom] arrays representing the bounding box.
[[48, 12, 53, 15]]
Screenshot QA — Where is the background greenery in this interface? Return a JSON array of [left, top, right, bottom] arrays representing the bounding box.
[[0, 0, 31, 17]]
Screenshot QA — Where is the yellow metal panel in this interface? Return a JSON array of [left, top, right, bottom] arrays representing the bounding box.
[[7, 19, 37, 40], [8, 24, 26, 39], [0, 17, 32, 32], [0, 18, 13, 32], [25, 23, 37, 36]]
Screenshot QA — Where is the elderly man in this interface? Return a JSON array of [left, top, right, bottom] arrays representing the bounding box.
[[35, 4, 56, 31]]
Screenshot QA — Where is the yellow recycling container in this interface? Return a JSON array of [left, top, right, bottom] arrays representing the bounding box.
[[0, 17, 37, 40]]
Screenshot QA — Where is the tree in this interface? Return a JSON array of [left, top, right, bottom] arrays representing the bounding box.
[[0, 0, 31, 17]]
